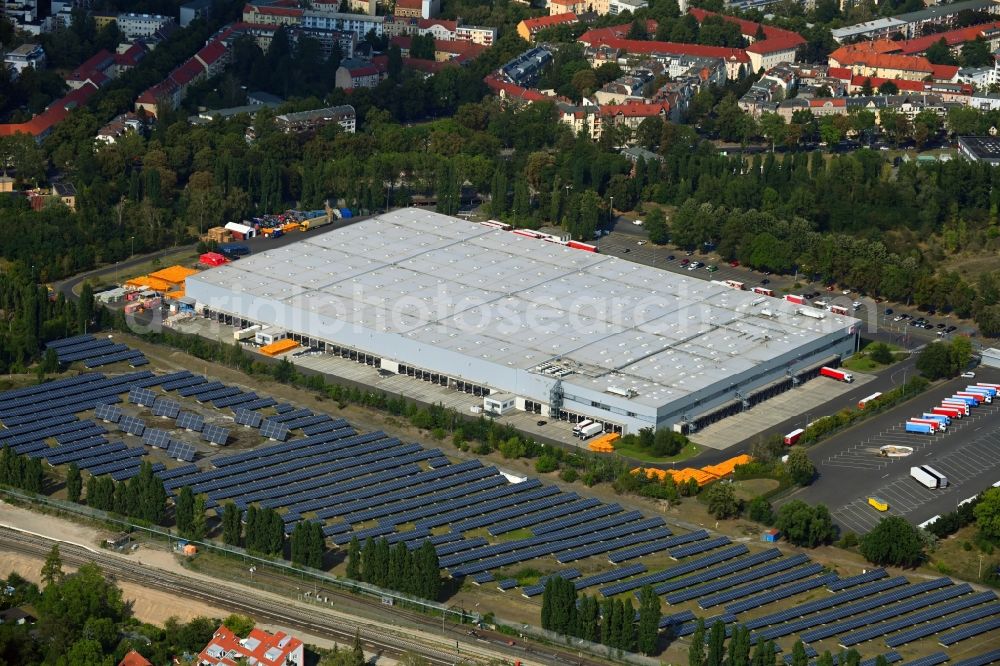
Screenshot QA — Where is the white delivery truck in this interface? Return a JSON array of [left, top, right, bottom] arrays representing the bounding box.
[[911, 465, 948, 489], [577, 422, 604, 440]]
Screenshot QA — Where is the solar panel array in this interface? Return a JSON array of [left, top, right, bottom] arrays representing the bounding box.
[[94, 403, 122, 423], [152, 398, 181, 418], [119, 415, 146, 436], [166, 440, 197, 462], [260, 419, 291, 441], [176, 411, 204, 432], [143, 428, 172, 449], [45, 335, 150, 368], [127, 387, 157, 406], [829, 568, 888, 591], [201, 424, 230, 445], [951, 649, 1000, 666], [938, 615, 1000, 646], [235, 409, 263, 428]]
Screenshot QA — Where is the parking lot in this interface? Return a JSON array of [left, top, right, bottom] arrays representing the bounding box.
[[787, 368, 1000, 535]]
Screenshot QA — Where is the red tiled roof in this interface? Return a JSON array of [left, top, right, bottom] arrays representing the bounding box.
[[418, 18, 457, 31], [521, 12, 577, 33], [197, 626, 303, 666], [118, 650, 153, 666], [808, 98, 846, 107], [687, 7, 804, 51], [136, 79, 177, 105], [243, 3, 303, 17], [848, 74, 972, 94], [170, 58, 206, 87], [115, 43, 146, 67], [830, 48, 933, 72], [0, 82, 98, 137], [577, 20, 657, 44], [895, 21, 1000, 55], [930, 63, 960, 80], [404, 57, 457, 73], [827, 66, 852, 80], [484, 74, 551, 101], [67, 49, 114, 81], [396, 0, 422, 7], [599, 101, 670, 117], [582, 36, 750, 62], [196, 39, 227, 66]]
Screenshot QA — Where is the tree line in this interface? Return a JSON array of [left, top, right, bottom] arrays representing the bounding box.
[[345, 536, 441, 601], [290, 520, 326, 569], [540, 577, 661, 655], [81, 461, 167, 524], [0, 444, 45, 494]]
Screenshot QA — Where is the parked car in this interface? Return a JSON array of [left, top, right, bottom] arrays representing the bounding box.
[[729, 260, 740, 267], [680, 258, 690, 266], [706, 265, 718, 272], [885, 308, 894, 315], [667, 255, 675, 261], [637, 240, 647, 245], [961, 371, 976, 378]]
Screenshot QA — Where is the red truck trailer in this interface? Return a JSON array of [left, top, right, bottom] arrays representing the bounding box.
[[820, 367, 854, 383], [784, 428, 804, 446]]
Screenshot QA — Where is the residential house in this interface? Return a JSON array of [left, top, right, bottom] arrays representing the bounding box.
[[0, 82, 99, 139], [3, 43, 45, 74], [334, 58, 387, 88], [0, 608, 36, 626], [776, 93, 949, 123], [393, 0, 440, 18], [516, 13, 577, 42], [391, 35, 485, 62], [832, 0, 1000, 43], [892, 21, 1000, 57], [498, 46, 553, 86], [194, 39, 230, 76], [599, 101, 671, 135], [118, 650, 152, 666], [579, 35, 750, 78], [242, 2, 304, 26], [301, 11, 384, 38], [454, 24, 496, 46], [113, 43, 147, 76], [606, 0, 648, 15], [116, 13, 176, 38], [829, 43, 959, 82], [687, 8, 805, 72], [197, 625, 304, 666], [418, 18, 457, 40], [65, 49, 115, 89], [485, 74, 557, 105], [275, 105, 357, 133], [52, 183, 77, 210], [97, 112, 143, 143], [548, 0, 588, 15], [557, 101, 601, 140], [594, 70, 654, 104]]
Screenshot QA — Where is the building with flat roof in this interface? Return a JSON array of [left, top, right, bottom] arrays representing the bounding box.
[[197, 625, 303, 666], [186, 209, 860, 434], [957, 135, 1000, 165]]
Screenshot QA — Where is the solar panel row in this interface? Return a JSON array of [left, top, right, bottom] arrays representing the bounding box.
[[726, 574, 840, 615], [670, 536, 732, 559], [557, 526, 674, 564], [655, 549, 783, 597], [950, 649, 1000, 666], [742, 577, 908, 631], [573, 563, 649, 592], [840, 591, 996, 647], [699, 563, 825, 609], [828, 568, 888, 591], [663, 555, 812, 605], [901, 653, 950, 666], [489, 498, 603, 536], [599, 545, 750, 597], [883, 601, 1000, 648], [938, 615, 1000, 646], [213, 392, 259, 409]]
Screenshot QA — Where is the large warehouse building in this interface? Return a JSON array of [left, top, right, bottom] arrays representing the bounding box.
[[186, 209, 860, 434]]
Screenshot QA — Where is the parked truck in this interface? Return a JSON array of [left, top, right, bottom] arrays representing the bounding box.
[[911, 465, 948, 488], [829, 305, 849, 316], [572, 420, 594, 436], [932, 406, 964, 419], [820, 367, 854, 383], [752, 287, 775, 296], [922, 413, 950, 427], [577, 422, 604, 439], [942, 400, 972, 415], [858, 392, 882, 409], [963, 386, 993, 403], [955, 391, 984, 405], [784, 428, 804, 446], [905, 421, 934, 434], [910, 417, 943, 431], [949, 395, 979, 406], [784, 294, 806, 305]]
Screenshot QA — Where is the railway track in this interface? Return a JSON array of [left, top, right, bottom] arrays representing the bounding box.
[[1, 527, 600, 666], [2, 528, 474, 665]]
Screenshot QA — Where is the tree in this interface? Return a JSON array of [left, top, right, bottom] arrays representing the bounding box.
[[917, 341, 955, 380], [689, 618, 706, 666], [191, 495, 208, 541], [646, 207, 669, 244], [961, 37, 991, 67], [973, 487, 1000, 542], [791, 641, 809, 666], [175, 486, 194, 536], [860, 516, 925, 566], [637, 585, 660, 655], [65, 463, 81, 504], [775, 501, 836, 547], [748, 496, 775, 525], [926, 38, 957, 65], [223, 614, 255, 637], [77, 283, 93, 334], [222, 502, 241, 546], [877, 81, 899, 95], [706, 619, 726, 666], [41, 545, 64, 587], [867, 342, 894, 365], [705, 482, 741, 519], [346, 535, 362, 579], [785, 448, 816, 486]]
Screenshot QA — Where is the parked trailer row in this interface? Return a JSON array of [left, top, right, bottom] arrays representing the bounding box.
[[911, 465, 949, 489]]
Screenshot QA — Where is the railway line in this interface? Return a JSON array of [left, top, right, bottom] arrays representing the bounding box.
[[0, 526, 604, 666], [0, 527, 544, 666]]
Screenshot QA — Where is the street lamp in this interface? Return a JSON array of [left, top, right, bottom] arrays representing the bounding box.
[[129, 236, 135, 258], [609, 195, 614, 227]]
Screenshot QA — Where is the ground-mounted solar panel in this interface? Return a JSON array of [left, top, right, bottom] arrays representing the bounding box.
[[829, 568, 888, 591], [85, 350, 146, 368], [166, 440, 197, 462], [143, 428, 171, 449], [497, 579, 518, 591], [841, 592, 998, 647], [883, 600, 1000, 648], [897, 655, 948, 666], [152, 398, 181, 418], [938, 615, 1000, 646], [234, 409, 263, 428], [202, 424, 230, 445], [259, 419, 290, 441], [273, 402, 294, 414], [670, 535, 731, 559], [212, 391, 257, 409], [472, 572, 494, 585], [46, 334, 96, 349], [119, 415, 145, 436], [950, 649, 1000, 666], [175, 411, 204, 432], [93, 403, 122, 423], [161, 375, 206, 392], [127, 387, 157, 406], [241, 397, 277, 411]]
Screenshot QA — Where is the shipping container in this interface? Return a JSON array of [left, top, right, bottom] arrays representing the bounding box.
[[820, 367, 854, 383], [783, 428, 804, 446], [923, 465, 949, 488], [234, 325, 261, 341], [858, 392, 882, 409]]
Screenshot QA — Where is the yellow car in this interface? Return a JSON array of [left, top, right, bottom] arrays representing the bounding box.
[[868, 497, 889, 512]]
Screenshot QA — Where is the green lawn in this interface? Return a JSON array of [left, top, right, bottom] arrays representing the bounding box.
[[613, 441, 701, 464], [842, 341, 907, 373]]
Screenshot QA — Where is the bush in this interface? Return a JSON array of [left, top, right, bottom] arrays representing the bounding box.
[[838, 532, 859, 548], [748, 496, 774, 525], [705, 483, 741, 519], [867, 342, 894, 365], [222, 614, 254, 637], [775, 501, 836, 548], [535, 455, 558, 473], [559, 468, 578, 483], [785, 448, 816, 486], [860, 516, 925, 567]]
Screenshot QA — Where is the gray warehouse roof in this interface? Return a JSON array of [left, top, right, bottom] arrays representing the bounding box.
[[187, 209, 857, 410]]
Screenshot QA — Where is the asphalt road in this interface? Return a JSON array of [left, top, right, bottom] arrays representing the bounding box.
[[785, 367, 1000, 535]]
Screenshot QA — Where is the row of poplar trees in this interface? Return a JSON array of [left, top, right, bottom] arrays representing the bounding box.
[[290, 520, 325, 569], [541, 577, 661, 655], [82, 461, 166, 524], [0, 444, 45, 494], [345, 536, 441, 601], [688, 619, 874, 666]]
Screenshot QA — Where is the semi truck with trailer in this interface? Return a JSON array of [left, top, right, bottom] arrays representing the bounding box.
[[572, 420, 594, 436], [911, 465, 949, 488], [932, 406, 964, 419], [577, 422, 604, 439], [963, 387, 993, 402], [955, 392, 984, 405], [942, 399, 972, 413], [752, 287, 775, 296], [784, 429, 804, 446], [829, 305, 849, 316], [922, 413, 950, 427], [820, 367, 854, 383], [906, 421, 934, 434], [784, 294, 806, 305], [234, 325, 262, 341], [910, 417, 943, 431], [948, 395, 979, 407], [972, 384, 998, 396]]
